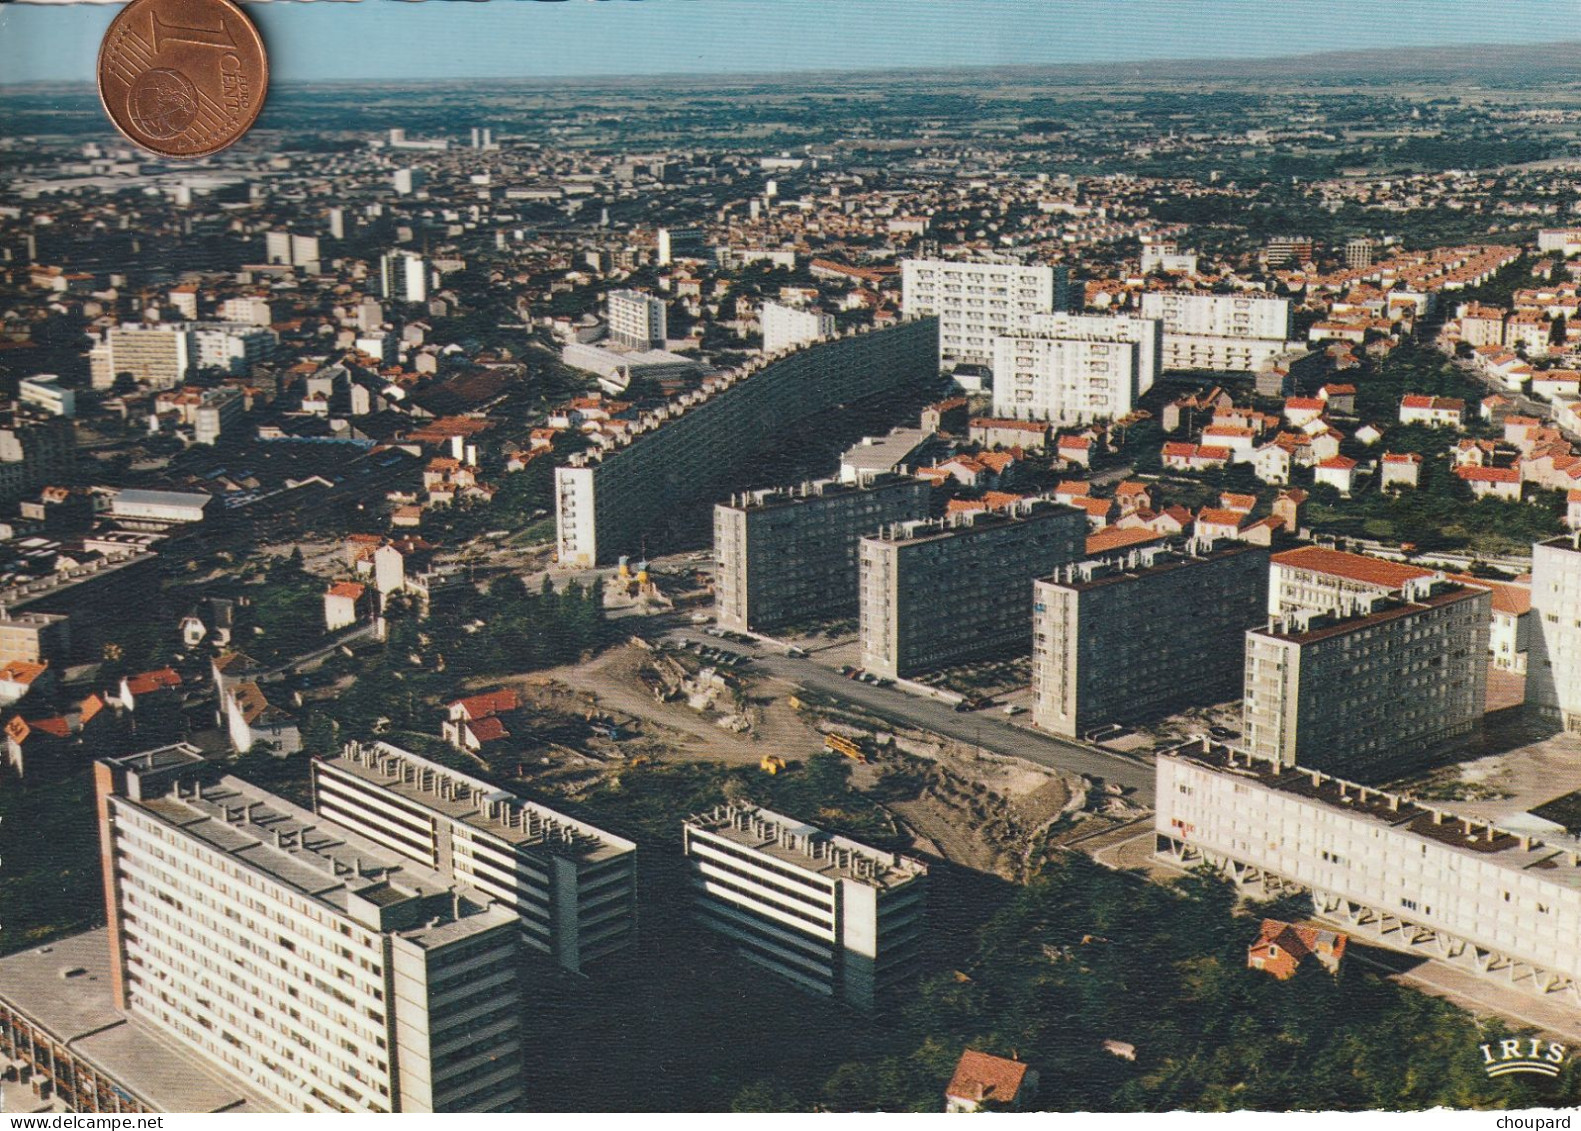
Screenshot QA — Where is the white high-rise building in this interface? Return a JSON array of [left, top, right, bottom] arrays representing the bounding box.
[[392, 168, 427, 196], [264, 230, 292, 266], [901, 258, 1058, 368], [262, 231, 319, 270], [313, 742, 638, 974], [95, 746, 525, 1113], [1138, 291, 1292, 372], [761, 301, 836, 355], [102, 324, 193, 389], [1530, 535, 1581, 730], [380, 251, 428, 304], [328, 207, 346, 240], [191, 323, 277, 376], [683, 804, 927, 1010], [606, 289, 668, 349], [991, 311, 1162, 424], [218, 295, 276, 327], [656, 227, 706, 266]]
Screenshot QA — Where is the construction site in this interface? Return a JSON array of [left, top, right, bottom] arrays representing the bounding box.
[[461, 636, 1141, 880]]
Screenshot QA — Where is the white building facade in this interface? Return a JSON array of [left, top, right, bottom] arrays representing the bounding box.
[[761, 301, 836, 356], [901, 258, 1057, 368], [991, 311, 1162, 425], [1139, 291, 1293, 372], [682, 805, 927, 1010], [1157, 741, 1581, 1006]]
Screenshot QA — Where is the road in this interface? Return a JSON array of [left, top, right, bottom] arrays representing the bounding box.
[[661, 626, 1157, 802]]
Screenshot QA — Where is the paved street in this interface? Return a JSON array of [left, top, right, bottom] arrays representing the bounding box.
[[660, 625, 1158, 802]]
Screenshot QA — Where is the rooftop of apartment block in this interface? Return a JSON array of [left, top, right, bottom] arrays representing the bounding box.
[[323, 741, 635, 862], [686, 803, 927, 890]]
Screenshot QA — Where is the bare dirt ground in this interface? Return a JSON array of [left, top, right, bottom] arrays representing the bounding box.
[[504, 641, 1088, 878], [508, 641, 830, 766], [876, 736, 1083, 879]]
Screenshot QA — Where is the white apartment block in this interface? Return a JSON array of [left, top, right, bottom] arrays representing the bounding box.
[[555, 318, 937, 567], [218, 296, 277, 327], [95, 746, 524, 1113], [606, 289, 668, 350], [1157, 740, 1581, 1006], [991, 311, 1162, 425], [714, 475, 932, 634], [101, 325, 192, 390], [657, 227, 708, 265], [682, 804, 927, 1010], [858, 501, 1086, 680], [19, 375, 75, 418], [1032, 543, 1268, 739], [1138, 291, 1292, 373], [1243, 580, 1490, 777], [1529, 535, 1581, 730], [761, 301, 836, 355], [1140, 242, 1198, 275], [901, 258, 1057, 367], [380, 251, 428, 305], [192, 323, 277, 376], [313, 742, 638, 973]]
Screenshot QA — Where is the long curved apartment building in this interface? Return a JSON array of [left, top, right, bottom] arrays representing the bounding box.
[[554, 317, 939, 567]]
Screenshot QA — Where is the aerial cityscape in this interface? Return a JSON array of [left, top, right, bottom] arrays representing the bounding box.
[[8, 0, 1581, 1116]]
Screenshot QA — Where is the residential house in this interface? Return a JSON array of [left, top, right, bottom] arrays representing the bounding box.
[[1319, 384, 1357, 415], [1399, 395, 1466, 430], [443, 688, 523, 752], [1247, 919, 1347, 981], [945, 1050, 1040, 1113], [1458, 464, 1522, 501], [223, 680, 301, 756], [1379, 452, 1422, 491], [324, 581, 373, 632], [1196, 508, 1250, 543], [1314, 456, 1359, 496]]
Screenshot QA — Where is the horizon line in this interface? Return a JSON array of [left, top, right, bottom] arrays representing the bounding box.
[[3, 37, 1579, 90]]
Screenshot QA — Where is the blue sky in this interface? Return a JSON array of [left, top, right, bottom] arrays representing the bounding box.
[[1, 0, 1577, 84]]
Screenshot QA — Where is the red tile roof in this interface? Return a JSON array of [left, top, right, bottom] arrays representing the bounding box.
[[1086, 527, 1163, 555], [1458, 465, 1521, 483], [466, 716, 509, 743], [125, 668, 182, 696], [1197, 508, 1248, 528], [946, 1050, 1032, 1107], [1272, 546, 1433, 589], [451, 688, 520, 720]]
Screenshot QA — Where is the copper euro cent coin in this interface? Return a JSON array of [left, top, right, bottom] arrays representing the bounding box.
[[98, 0, 268, 159]]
